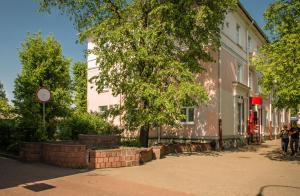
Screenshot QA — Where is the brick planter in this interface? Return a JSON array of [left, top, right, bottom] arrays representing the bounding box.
[[89, 148, 143, 169], [20, 142, 42, 162], [78, 134, 120, 148], [42, 143, 87, 168], [139, 148, 153, 163], [20, 142, 87, 168]]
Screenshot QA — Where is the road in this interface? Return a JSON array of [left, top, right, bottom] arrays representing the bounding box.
[[0, 139, 299, 196]]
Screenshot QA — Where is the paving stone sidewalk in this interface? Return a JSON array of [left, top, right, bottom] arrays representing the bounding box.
[[0, 139, 299, 196]]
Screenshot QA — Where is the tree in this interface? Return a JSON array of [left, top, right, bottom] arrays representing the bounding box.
[[73, 61, 87, 112], [0, 81, 11, 117], [38, 0, 237, 147], [253, 0, 300, 110], [0, 81, 7, 101], [13, 33, 72, 141]]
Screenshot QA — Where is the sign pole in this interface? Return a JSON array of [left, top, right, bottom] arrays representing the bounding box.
[[43, 102, 46, 131], [36, 87, 51, 132]]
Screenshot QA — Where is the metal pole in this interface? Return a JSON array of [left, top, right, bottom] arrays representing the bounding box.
[[43, 102, 45, 131]]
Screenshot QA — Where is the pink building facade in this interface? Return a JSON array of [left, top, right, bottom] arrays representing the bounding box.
[[87, 3, 290, 149]]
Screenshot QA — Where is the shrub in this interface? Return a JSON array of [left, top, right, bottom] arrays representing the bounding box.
[[57, 112, 122, 140], [0, 119, 22, 154], [121, 138, 141, 147]]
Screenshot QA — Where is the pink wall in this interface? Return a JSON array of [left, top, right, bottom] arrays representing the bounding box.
[[149, 51, 219, 139], [87, 68, 121, 125]]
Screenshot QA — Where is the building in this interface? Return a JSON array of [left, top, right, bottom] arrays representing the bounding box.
[[87, 2, 290, 149]]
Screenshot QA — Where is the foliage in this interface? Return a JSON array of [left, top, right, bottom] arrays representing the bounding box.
[[57, 112, 122, 140], [0, 81, 12, 118], [38, 0, 237, 146], [13, 33, 72, 142], [73, 61, 87, 112], [0, 119, 22, 154], [120, 137, 141, 147], [0, 81, 7, 101], [253, 0, 300, 109]]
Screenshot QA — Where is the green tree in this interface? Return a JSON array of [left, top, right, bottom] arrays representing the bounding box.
[[0, 81, 11, 117], [13, 33, 72, 141], [38, 0, 237, 147], [73, 61, 87, 112], [253, 0, 300, 109], [0, 81, 7, 101]]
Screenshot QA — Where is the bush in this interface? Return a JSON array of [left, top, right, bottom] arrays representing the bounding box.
[[0, 119, 22, 154], [121, 138, 141, 147], [57, 112, 122, 140]]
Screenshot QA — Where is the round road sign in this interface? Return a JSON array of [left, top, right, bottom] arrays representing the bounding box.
[[37, 87, 51, 103]]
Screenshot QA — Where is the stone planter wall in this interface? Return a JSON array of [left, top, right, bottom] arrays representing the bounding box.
[[20, 142, 87, 168], [20, 142, 42, 162], [42, 143, 87, 168], [89, 148, 140, 169], [139, 148, 153, 163], [78, 134, 120, 148]]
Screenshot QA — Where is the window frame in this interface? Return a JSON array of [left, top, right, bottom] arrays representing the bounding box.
[[237, 63, 243, 83], [181, 107, 195, 125], [99, 105, 108, 114]]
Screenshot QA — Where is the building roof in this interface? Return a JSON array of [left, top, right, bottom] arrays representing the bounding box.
[[238, 2, 270, 43]]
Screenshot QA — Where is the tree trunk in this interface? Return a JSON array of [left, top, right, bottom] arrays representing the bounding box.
[[139, 124, 149, 148]]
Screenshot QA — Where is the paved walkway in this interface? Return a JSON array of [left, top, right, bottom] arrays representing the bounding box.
[[0, 139, 299, 196]]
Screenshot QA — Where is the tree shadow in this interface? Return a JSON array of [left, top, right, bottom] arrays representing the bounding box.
[[257, 185, 300, 196], [259, 149, 300, 163], [165, 151, 222, 157], [0, 156, 99, 190]]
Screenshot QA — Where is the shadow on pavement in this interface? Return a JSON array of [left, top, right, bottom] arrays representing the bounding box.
[[257, 185, 300, 196], [227, 143, 272, 153], [259, 149, 300, 163], [166, 151, 222, 157], [0, 156, 92, 190]]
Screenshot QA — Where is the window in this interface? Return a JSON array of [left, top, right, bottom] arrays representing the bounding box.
[[248, 36, 252, 52], [249, 71, 253, 89], [237, 64, 243, 83], [181, 107, 194, 124], [226, 22, 229, 28], [99, 105, 108, 114], [109, 104, 119, 109], [236, 96, 245, 134], [236, 24, 240, 45]]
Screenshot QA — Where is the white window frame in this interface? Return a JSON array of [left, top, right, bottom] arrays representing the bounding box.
[[237, 63, 243, 83], [248, 35, 252, 53], [181, 107, 195, 125], [99, 105, 108, 114], [236, 96, 245, 134], [249, 71, 253, 89]]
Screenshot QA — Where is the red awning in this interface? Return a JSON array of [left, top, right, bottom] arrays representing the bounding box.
[[251, 96, 262, 105]]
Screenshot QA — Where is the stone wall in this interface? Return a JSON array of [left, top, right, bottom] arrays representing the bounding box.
[[139, 148, 153, 163], [42, 143, 87, 168], [20, 142, 42, 162], [89, 148, 140, 169], [20, 142, 87, 168], [78, 134, 120, 148]]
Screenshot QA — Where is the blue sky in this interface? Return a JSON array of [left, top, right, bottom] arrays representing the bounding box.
[[0, 0, 274, 102]]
